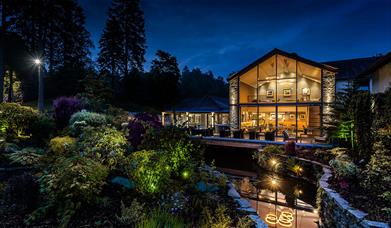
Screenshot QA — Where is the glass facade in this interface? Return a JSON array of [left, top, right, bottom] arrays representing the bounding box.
[[236, 53, 327, 140]]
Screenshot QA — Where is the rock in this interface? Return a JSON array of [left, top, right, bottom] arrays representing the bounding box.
[[196, 181, 207, 192], [228, 187, 241, 199], [111, 176, 134, 189], [234, 198, 251, 208], [237, 207, 257, 214], [249, 214, 268, 228]]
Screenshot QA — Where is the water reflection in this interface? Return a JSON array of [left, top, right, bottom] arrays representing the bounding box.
[[235, 172, 319, 228]]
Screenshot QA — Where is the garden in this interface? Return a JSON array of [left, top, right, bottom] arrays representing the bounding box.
[[0, 96, 254, 227], [325, 87, 391, 223]]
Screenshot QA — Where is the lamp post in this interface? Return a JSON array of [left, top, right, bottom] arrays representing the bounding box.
[[34, 58, 44, 112]]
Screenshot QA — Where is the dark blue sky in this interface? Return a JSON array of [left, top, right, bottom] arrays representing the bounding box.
[[78, 0, 391, 77]]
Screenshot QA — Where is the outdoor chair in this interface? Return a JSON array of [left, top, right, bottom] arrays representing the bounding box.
[[265, 131, 275, 141]]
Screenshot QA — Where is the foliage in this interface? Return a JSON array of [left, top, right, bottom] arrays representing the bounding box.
[[105, 106, 129, 129], [79, 127, 127, 168], [0, 142, 20, 154], [137, 210, 185, 228], [116, 199, 146, 225], [352, 91, 372, 162], [129, 150, 170, 195], [53, 96, 84, 129], [128, 113, 161, 149], [4, 172, 39, 210], [284, 140, 296, 155], [69, 110, 107, 134], [148, 50, 181, 108], [200, 204, 232, 228], [0, 103, 39, 139], [236, 216, 254, 228], [48, 136, 77, 156], [98, 0, 146, 75], [7, 147, 44, 166], [263, 145, 284, 154], [79, 73, 113, 111], [362, 127, 391, 209], [330, 147, 349, 157], [181, 66, 228, 99], [30, 113, 56, 145], [41, 156, 109, 204], [329, 155, 358, 180]]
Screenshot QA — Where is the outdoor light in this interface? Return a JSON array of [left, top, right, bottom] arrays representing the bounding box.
[[182, 170, 189, 179], [34, 58, 41, 65], [271, 179, 277, 186]]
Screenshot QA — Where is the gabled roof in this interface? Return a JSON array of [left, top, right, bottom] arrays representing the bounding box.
[[166, 96, 229, 113], [324, 56, 381, 81], [359, 51, 391, 76], [228, 48, 337, 80]]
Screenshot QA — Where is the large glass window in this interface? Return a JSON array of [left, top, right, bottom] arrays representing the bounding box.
[[239, 66, 257, 103], [276, 106, 297, 137], [240, 106, 258, 129], [277, 55, 297, 103], [258, 56, 277, 103], [258, 106, 276, 132], [297, 62, 321, 102]]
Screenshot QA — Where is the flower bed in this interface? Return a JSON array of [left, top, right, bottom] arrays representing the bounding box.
[[0, 102, 254, 227]]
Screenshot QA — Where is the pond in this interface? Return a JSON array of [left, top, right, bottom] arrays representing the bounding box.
[[205, 145, 319, 228]]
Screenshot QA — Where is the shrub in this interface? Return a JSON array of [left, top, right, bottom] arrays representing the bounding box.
[[0, 142, 20, 153], [137, 210, 185, 228], [105, 106, 129, 129], [53, 96, 83, 129], [5, 172, 39, 210], [30, 114, 56, 145], [7, 147, 44, 166], [41, 156, 109, 204], [40, 156, 109, 226], [79, 127, 127, 168], [329, 155, 358, 180], [284, 140, 296, 155], [0, 103, 39, 140], [129, 150, 170, 195], [69, 110, 107, 134], [48, 136, 77, 156], [116, 199, 146, 225], [200, 204, 232, 228], [363, 137, 391, 200], [128, 113, 161, 149], [237, 216, 254, 228], [263, 145, 284, 154]]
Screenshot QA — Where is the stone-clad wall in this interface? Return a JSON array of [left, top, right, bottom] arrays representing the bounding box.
[[322, 69, 336, 131], [229, 76, 239, 129], [318, 168, 389, 228]]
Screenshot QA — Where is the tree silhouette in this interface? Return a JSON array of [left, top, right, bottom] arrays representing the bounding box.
[[98, 0, 146, 81]]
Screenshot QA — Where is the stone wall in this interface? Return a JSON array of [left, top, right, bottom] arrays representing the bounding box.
[[322, 70, 336, 132], [318, 167, 389, 228], [229, 76, 239, 129]]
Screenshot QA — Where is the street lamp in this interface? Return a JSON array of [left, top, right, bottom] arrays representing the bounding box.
[[34, 58, 44, 112]]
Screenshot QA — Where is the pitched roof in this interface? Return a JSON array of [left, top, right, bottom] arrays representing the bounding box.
[[359, 51, 391, 76], [323, 56, 381, 81], [166, 96, 229, 113], [228, 48, 337, 80]]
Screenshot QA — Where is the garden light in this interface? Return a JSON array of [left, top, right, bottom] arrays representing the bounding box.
[[34, 58, 42, 65], [182, 170, 189, 179]]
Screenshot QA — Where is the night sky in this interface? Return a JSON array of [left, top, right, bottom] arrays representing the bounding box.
[[78, 0, 391, 77]]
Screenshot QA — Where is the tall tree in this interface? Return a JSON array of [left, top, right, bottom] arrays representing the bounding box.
[[9, 0, 92, 97], [150, 50, 180, 108], [98, 0, 146, 80]]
